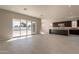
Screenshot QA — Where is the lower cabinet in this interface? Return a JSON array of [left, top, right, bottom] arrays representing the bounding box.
[[49, 29, 69, 36]]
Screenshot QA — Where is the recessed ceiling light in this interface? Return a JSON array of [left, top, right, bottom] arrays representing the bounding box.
[[40, 14, 43, 17], [24, 8, 27, 10], [68, 5, 71, 7]]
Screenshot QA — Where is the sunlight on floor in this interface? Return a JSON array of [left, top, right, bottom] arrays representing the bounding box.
[[7, 35, 32, 42], [40, 32, 45, 34]]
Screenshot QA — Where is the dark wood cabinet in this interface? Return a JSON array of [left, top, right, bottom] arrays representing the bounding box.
[[53, 21, 72, 27], [50, 20, 79, 36], [49, 29, 69, 36], [77, 20, 79, 27], [69, 29, 79, 35]]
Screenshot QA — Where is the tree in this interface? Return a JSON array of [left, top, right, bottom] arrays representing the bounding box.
[[20, 22, 26, 27]]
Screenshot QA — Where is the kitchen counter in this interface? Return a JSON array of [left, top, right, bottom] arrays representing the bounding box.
[[49, 27, 79, 36]]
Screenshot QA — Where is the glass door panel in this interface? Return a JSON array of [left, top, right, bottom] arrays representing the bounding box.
[[12, 19, 20, 37], [27, 20, 32, 35], [31, 21, 37, 34], [20, 19, 27, 36]]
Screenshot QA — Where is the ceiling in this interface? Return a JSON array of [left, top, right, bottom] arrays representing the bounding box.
[[0, 5, 79, 20]]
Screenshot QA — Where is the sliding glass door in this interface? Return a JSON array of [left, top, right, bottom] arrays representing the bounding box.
[[12, 19, 37, 37], [27, 20, 32, 35], [12, 19, 20, 37], [31, 21, 37, 34], [21, 19, 27, 36]]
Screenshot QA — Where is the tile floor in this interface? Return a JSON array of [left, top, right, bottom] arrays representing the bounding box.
[[0, 34, 79, 54]]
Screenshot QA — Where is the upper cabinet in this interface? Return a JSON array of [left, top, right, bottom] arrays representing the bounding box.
[[53, 21, 72, 27], [77, 20, 79, 27]]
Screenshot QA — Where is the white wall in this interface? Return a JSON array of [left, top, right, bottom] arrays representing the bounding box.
[[41, 19, 53, 34], [0, 9, 41, 40]]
